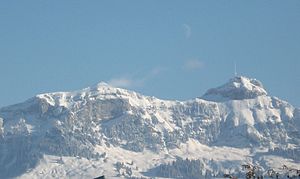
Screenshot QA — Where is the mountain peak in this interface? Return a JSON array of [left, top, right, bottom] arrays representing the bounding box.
[[202, 76, 268, 102], [97, 81, 110, 86], [87, 81, 117, 93], [91, 81, 110, 89]]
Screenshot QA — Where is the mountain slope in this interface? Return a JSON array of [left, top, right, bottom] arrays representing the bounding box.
[[0, 76, 299, 178]]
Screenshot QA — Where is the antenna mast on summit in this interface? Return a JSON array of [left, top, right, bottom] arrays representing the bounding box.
[[234, 62, 237, 77]]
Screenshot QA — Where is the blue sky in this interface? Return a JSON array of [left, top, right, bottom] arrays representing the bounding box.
[[0, 1, 300, 107]]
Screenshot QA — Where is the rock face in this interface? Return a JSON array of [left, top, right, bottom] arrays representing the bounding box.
[[0, 76, 299, 178]]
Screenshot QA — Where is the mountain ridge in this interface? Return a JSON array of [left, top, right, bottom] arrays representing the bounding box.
[[0, 76, 299, 178]]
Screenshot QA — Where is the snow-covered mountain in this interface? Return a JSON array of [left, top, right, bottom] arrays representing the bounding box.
[[0, 76, 299, 178]]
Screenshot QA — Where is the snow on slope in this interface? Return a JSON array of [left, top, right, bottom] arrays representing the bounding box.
[[0, 76, 299, 178]]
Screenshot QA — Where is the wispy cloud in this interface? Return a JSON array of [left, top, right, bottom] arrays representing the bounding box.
[[184, 59, 204, 71], [183, 24, 192, 39], [108, 77, 134, 88], [108, 66, 166, 88], [150, 66, 167, 76]]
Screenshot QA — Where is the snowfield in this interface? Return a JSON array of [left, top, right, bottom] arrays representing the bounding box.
[[0, 76, 299, 178]]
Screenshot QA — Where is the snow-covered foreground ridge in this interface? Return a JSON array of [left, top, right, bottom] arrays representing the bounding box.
[[0, 76, 299, 178]]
